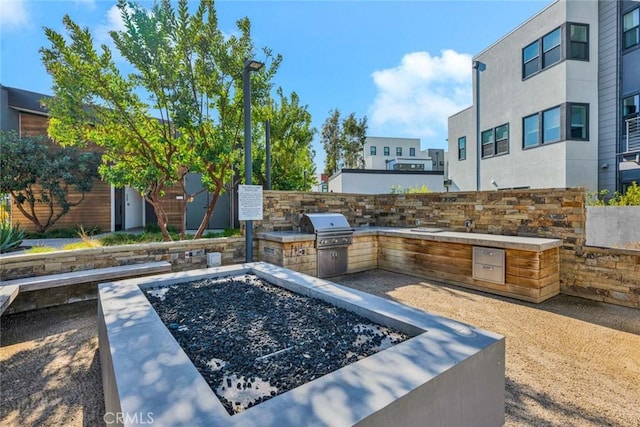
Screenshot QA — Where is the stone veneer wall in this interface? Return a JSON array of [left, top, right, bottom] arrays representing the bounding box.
[[260, 189, 639, 309], [0, 237, 246, 281], [2, 190, 638, 309]]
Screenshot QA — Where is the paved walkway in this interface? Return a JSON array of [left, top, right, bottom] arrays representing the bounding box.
[[1, 270, 639, 426]]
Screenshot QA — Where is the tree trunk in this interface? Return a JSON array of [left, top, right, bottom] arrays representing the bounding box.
[[195, 183, 223, 239], [146, 193, 172, 241]]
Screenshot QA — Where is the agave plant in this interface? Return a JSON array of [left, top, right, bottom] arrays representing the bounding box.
[[0, 221, 26, 253]]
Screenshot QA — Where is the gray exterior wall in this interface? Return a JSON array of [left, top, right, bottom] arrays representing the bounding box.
[[598, 0, 619, 193], [620, 1, 640, 188], [447, 107, 475, 191], [448, 0, 600, 191], [0, 86, 19, 132]]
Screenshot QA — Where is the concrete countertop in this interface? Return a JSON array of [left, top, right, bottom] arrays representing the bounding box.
[[258, 227, 562, 252], [375, 228, 563, 251], [256, 230, 315, 243]]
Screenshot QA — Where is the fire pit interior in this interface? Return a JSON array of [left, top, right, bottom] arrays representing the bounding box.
[[98, 262, 505, 427], [144, 274, 409, 415]]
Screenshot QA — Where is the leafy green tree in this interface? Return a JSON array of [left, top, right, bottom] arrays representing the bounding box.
[[321, 109, 342, 176], [41, 0, 280, 240], [321, 109, 367, 176], [342, 113, 367, 169], [254, 88, 316, 190], [0, 131, 101, 233]]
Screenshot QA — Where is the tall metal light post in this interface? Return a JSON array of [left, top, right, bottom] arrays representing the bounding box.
[[243, 58, 264, 262], [473, 60, 486, 192]]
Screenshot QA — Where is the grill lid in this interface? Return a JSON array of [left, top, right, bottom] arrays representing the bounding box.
[[300, 213, 352, 234]]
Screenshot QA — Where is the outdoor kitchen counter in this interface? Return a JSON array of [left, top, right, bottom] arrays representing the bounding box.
[[257, 228, 563, 251], [372, 227, 562, 251], [257, 228, 562, 303]]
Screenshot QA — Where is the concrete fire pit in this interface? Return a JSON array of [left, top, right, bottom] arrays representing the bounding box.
[[98, 262, 505, 427]]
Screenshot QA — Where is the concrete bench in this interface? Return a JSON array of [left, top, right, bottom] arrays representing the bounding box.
[[0, 285, 19, 316], [0, 261, 172, 315]]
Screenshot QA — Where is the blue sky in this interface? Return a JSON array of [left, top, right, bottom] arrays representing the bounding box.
[[1, 0, 551, 173]]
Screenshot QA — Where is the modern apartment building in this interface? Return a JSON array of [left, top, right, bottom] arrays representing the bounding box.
[[364, 136, 445, 172], [448, 0, 640, 193], [328, 136, 447, 194]]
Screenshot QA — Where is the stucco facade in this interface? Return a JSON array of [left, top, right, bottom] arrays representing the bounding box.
[[448, 0, 640, 193]]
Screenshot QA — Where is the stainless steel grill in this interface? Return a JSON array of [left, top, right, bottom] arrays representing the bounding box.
[[300, 213, 354, 278]]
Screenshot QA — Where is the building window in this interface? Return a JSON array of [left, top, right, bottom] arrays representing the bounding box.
[[396, 147, 402, 156], [543, 106, 561, 143], [523, 103, 588, 148], [568, 103, 589, 140], [495, 124, 509, 154], [523, 114, 539, 148], [568, 23, 589, 60], [370, 146, 376, 155], [458, 136, 467, 160], [542, 28, 561, 67], [481, 129, 494, 158], [523, 41, 540, 78], [623, 94, 639, 118], [481, 125, 509, 158], [383, 146, 390, 156], [409, 147, 415, 157], [623, 8, 639, 50], [522, 28, 558, 78]]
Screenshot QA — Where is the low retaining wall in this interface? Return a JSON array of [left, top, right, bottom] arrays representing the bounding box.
[[0, 237, 246, 281], [562, 246, 640, 308]]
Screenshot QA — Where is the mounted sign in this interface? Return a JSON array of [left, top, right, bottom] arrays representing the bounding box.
[[238, 185, 263, 221]]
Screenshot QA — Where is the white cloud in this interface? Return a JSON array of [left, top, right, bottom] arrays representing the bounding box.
[[368, 49, 472, 139], [96, 4, 127, 43], [0, 0, 29, 32]]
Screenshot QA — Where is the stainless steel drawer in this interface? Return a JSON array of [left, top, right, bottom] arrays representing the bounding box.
[[473, 264, 505, 284], [473, 246, 505, 284], [473, 247, 505, 267]]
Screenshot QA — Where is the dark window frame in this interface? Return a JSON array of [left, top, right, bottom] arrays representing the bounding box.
[[522, 40, 540, 79], [458, 136, 467, 161], [623, 7, 640, 50], [409, 147, 416, 157], [623, 93, 640, 119], [481, 124, 509, 159], [495, 123, 510, 155], [542, 27, 561, 68], [523, 23, 589, 80], [567, 22, 589, 61], [523, 114, 540, 149], [383, 146, 390, 156], [542, 106, 562, 144], [567, 103, 589, 141], [396, 147, 402, 156], [370, 146, 377, 155], [523, 103, 589, 149]]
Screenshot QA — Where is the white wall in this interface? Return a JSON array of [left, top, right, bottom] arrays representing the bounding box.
[[124, 187, 144, 230], [328, 171, 446, 194], [447, 0, 600, 191], [364, 137, 426, 169]]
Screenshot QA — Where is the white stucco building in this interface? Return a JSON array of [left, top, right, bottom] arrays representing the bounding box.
[[448, 0, 640, 193]]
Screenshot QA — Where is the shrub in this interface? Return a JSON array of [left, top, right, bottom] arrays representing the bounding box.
[[0, 222, 26, 253], [587, 182, 640, 206]]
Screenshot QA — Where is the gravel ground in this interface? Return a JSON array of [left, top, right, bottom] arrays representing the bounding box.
[[1, 269, 639, 426], [144, 274, 409, 415]]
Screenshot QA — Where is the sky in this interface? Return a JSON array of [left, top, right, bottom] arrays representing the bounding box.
[[0, 0, 552, 173]]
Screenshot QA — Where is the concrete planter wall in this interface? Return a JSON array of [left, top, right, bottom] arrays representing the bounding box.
[[586, 206, 640, 249]]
